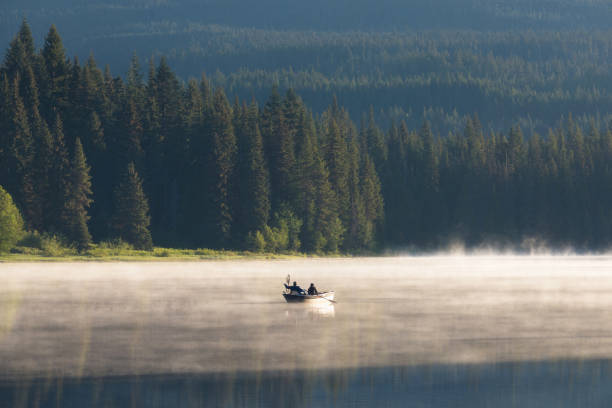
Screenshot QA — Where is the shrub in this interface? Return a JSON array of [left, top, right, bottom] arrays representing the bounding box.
[[246, 230, 266, 252], [93, 239, 134, 256], [40, 234, 71, 257], [0, 186, 24, 253], [17, 231, 45, 250], [156, 249, 171, 257], [16, 231, 71, 256]]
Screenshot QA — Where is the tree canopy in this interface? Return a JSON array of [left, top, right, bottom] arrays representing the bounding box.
[[2, 24, 612, 253], [0, 185, 24, 252]]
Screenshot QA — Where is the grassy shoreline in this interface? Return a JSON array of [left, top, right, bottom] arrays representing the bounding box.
[[0, 246, 316, 262], [1, 233, 343, 262]]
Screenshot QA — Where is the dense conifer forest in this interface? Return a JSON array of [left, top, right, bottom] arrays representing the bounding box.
[[3, 1, 612, 134], [3, 22, 612, 252]]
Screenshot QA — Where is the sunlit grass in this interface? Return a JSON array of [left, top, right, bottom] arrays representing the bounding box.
[[0, 233, 354, 262], [1, 242, 310, 262]]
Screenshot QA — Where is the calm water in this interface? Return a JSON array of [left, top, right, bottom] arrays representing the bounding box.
[[2, 257, 612, 407]]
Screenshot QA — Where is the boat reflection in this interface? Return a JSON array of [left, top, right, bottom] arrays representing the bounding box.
[[284, 303, 335, 320]]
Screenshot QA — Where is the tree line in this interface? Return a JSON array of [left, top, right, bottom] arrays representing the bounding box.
[[3, 23, 612, 253], [39, 25, 612, 135], [6, 7, 612, 135], [0, 23, 383, 252]]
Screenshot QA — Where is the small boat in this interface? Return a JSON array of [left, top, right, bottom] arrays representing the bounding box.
[[283, 291, 336, 304], [282, 275, 336, 304]]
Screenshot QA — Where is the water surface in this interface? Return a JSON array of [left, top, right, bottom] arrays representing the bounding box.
[[2, 256, 612, 406]]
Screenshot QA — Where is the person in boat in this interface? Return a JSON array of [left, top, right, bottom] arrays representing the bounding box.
[[308, 283, 318, 296], [284, 281, 306, 294]]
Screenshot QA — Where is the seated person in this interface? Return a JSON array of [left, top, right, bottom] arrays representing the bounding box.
[[284, 281, 306, 294], [308, 283, 318, 295]]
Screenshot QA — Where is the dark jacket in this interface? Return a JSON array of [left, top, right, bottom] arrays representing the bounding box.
[[308, 285, 318, 295], [284, 283, 305, 294]]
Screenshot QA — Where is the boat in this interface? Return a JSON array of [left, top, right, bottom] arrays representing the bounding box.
[[283, 291, 336, 304], [282, 274, 336, 304]]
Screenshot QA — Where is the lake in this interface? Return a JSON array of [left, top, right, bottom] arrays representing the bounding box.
[[2, 256, 612, 407]]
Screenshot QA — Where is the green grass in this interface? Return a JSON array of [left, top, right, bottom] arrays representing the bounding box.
[[0, 234, 312, 262], [0, 249, 307, 262], [0, 246, 308, 262]]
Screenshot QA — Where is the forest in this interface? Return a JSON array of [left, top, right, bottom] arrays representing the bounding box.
[[2, 23, 612, 253], [3, 1, 612, 135]]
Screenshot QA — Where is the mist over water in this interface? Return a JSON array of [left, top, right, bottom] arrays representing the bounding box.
[[2, 256, 612, 406]]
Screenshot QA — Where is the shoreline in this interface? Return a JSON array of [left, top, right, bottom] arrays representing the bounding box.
[[0, 250, 313, 263], [3, 251, 612, 263]]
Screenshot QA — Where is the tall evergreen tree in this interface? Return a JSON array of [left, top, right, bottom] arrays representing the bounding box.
[[262, 87, 296, 211], [47, 114, 70, 233], [207, 88, 237, 247], [324, 118, 350, 230], [62, 138, 93, 250], [112, 162, 153, 250], [0, 76, 34, 227], [238, 102, 271, 237], [41, 25, 69, 118]]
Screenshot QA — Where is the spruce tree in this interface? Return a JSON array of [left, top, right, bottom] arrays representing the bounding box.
[[314, 156, 343, 252], [324, 118, 350, 231], [29, 111, 53, 231], [207, 88, 237, 247], [360, 153, 384, 247], [62, 138, 93, 250], [262, 87, 297, 211], [344, 129, 368, 250], [113, 163, 153, 250], [240, 102, 271, 236], [365, 107, 387, 169], [18, 20, 36, 60], [1, 76, 34, 227], [41, 25, 69, 117], [294, 109, 320, 251], [47, 114, 70, 233], [3, 35, 27, 79]]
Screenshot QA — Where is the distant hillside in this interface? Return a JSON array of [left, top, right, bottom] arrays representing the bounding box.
[[2, 0, 612, 133], [3, 0, 612, 37]]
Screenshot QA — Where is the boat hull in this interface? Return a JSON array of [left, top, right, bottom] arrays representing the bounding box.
[[283, 291, 335, 304]]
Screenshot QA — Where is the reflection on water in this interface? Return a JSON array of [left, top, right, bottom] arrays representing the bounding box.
[[3, 257, 612, 406], [285, 303, 336, 320], [2, 360, 612, 407]]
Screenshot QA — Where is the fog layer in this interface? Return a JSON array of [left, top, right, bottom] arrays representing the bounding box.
[[2, 257, 612, 379]]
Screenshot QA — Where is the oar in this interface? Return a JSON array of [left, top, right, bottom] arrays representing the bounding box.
[[315, 293, 337, 304]]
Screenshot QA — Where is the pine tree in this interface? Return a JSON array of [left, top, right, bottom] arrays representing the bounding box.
[[0, 76, 34, 227], [41, 25, 69, 117], [118, 97, 145, 169], [324, 118, 350, 231], [47, 114, 70, 233], [344, 130, 367, 250], [417, 121, 439, 245], [3, 35, 27, 79], [365, 107, 387, 169], [112, 163, 153, 250], [62, 138, 93, 250], [313, 156, 343, 252], [127, 53, 143, 94], [360, 153, 384, 247], [239, 102, 271, 236], [29, 111, 53, 231], [208, 88, 237, 247], [294, 109, 320, 251], [18, 20, 36, 60], [262, 87, 296, 211]]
